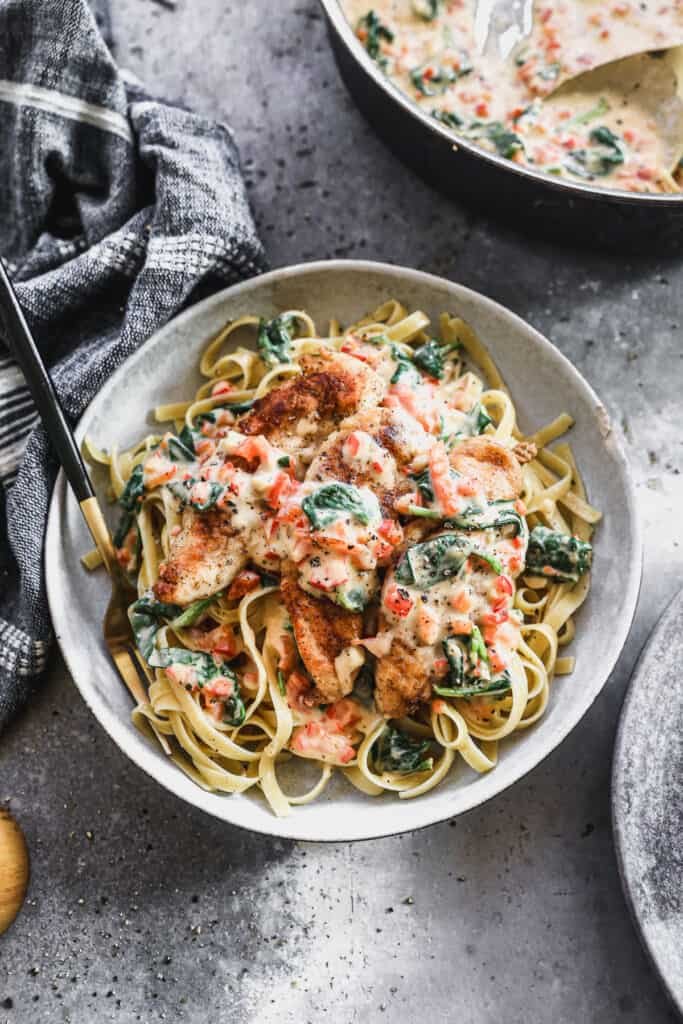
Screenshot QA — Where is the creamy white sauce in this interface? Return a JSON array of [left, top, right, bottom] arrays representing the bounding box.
[[342, 0, 683, 191]]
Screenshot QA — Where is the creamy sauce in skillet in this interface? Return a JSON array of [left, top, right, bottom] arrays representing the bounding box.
[[342, 0, 683, 191]]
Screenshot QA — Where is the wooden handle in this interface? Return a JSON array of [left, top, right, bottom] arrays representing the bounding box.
[[0, 809, 29, 935]]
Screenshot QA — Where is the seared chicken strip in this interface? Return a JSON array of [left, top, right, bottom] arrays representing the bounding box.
[[284, 407, 430, 695], [280, 567, 363, 704], [155, 507, 246, 605], [375, 637, 433, 719], [306, 406, 431, 517], [375, 440, 527, 718], [450, 437, 523, 501], [237, 350, 386, 460]]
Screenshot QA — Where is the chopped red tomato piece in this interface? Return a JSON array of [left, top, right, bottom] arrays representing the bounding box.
[[286, 670, 317, 710], [273, 631, 297, 673], [384, 583, 413, 618], [266, 471, 297, 510], [344, 432, 360, 457], [325, 698, 361, 730], [378, 518, 403, 547], [186, 623, 239, 659], [481, 608, 509, 627], [228, 570, 261, 600], [290, 721, 356, 764], [494, 575, 514, 597], [429, 441, 462, 516], [204, 676, 235, 700], [211, 380, 234, 397]]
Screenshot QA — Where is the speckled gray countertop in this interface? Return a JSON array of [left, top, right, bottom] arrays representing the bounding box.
[[1, 3, 682, 1022]]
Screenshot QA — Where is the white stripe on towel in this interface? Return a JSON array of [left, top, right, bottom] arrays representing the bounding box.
[[0, 79, 133, 143]]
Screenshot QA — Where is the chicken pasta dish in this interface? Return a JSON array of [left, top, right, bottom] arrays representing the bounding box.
[[87, 301, 600, 816]]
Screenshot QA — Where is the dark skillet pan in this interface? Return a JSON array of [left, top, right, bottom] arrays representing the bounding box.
[[319, 0, 683, 251]]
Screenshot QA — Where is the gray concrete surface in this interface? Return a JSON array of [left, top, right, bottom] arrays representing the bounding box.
[[1, 1, 682, 1021]]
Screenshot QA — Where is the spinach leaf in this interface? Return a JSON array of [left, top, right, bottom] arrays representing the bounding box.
[[395, 533, 502, 588], [564, 126, 624, 179], [166, 436, 195, 463], [441, 635, 464, 688], [149, 648, 246, 724], [434, 629, 512, 698], [412, 50, 472, 95], [462, 402, 493, 436], [412, 0, 441, 19], [188, 482, 225, 512], [113, 464, 144, 547], [277, 669, 287, 696], [258, 570, 280, 588], [410, 466, 434, 504], [434, 672, 511, 699], [170, 593, 222, 629], [525, 526, 592, 582], [179, 424, 199, 454], [394, 533, 471, 589], [129, 609, 159, 662], [569, 97, 609, 127], [372, 727, 433, 774], [431, 108, 464, 130], [410, 61, 456, 96], [179, 413, 216, 455], [118, 464, 144, 512], [412, 338, 458, 379], [133, 596, 183, 620], [389, 344, 420, 385], [444, 499, 525, 537], [257, 314, 296, 368], [227, 399, 255, 416], [168, 479, 225, 512], [358, 9, 395, 62], [223, 688, 247, 727], [351, 663, 375, 707], [128, 595, 182, 662], [113, 512, 134, 549], [149, 647, 229, 685], [302, 483, 380, 531], [469, 121, 524, 159], [335, 587, 367, 612]]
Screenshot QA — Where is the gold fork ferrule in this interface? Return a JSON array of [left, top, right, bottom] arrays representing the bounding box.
[[80, 496, 116, 575]]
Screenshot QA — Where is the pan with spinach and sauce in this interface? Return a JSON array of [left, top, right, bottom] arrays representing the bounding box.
[[340, 1, 683, 194]]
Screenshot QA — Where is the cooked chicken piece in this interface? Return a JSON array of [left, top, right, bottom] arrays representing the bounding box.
[[237, 350, 386, 458], [375, 636, 432, 718], [280, 568, 362, 704], [154, 507, 247, 605], [305, 407, 428, 516], [512, 440, 538, 465], [449, 437, 523, 501]]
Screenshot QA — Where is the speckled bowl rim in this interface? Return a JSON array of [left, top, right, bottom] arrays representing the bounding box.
[[612, 590, 683, 1017], [45, 259, 642, 842]]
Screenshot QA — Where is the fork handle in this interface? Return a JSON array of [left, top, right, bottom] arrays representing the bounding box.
[[80, 497, 116, 574], [0, 259, 116, 570], [0, 257, 94, 504]]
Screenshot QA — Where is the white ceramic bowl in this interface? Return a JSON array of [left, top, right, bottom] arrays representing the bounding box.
[[45, 260, 641, 842]]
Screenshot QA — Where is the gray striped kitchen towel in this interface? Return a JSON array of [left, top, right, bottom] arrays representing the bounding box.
[[0, 0, 266, 730]]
